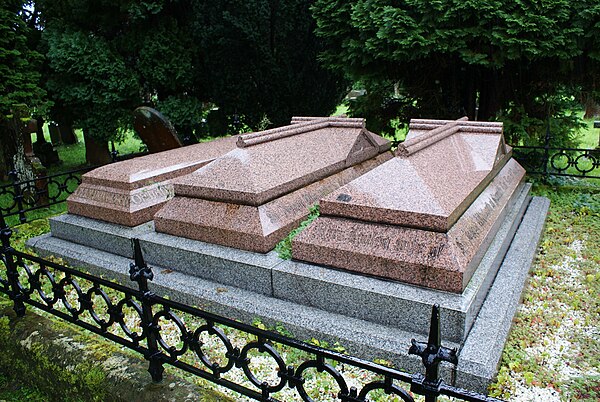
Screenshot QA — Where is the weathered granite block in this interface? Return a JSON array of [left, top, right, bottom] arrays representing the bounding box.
[[67, 135, 238, 226], [155, 117, 392, 252], [49, 214, 154, 257], [293, 159, 525, 293], [293, 118, 527, 293]]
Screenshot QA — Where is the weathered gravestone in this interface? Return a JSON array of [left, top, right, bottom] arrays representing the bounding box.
[[133, 106, 183, 153], [154, 117, 392, 252], [292, 118, 525, 293], [67, 135, 239, 226]]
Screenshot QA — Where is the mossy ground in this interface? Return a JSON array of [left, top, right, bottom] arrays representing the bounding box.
[[489, 180, 600, 401]]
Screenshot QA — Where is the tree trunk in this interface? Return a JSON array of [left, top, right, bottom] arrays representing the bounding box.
[[83, 128, 112, 165], [583, 97, 600, 119], [0, 116, 35, 182], [57, 117, 78, 144], [477, 70, 502, 121]]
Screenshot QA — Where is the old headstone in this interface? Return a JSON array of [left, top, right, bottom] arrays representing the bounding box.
[[154, 117, 392, 252], [48, 122, 62, 145], [67, 135, 239, 226], [133, 106, 183, 153], [292, 118, 526, 293]]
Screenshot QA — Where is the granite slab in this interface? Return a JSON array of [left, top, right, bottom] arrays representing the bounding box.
[[322, 124, 511, 232], [292, 158, 526, 293], [171, 118, 389, 206], [49, 214, 154, 258], [67, 135, 238, 226], [155, 153, 392, 253]]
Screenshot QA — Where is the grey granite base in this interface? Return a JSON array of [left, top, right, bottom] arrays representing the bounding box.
[[29, 195, 549, 392], [46, 184, 531, 343]]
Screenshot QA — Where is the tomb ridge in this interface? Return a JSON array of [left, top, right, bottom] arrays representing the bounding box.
[[396, 121, 461, 156], [291, 116, 366, 126], [237, 117, 366, 148]]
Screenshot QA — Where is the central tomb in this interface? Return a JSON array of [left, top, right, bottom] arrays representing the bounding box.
[[29, 115, 548, 391]]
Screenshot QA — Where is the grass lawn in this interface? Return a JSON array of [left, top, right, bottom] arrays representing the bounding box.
[[579, 113, 600, 149]]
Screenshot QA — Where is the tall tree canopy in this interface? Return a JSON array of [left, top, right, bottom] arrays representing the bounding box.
[[313, 0, 600, 144], [0, 0, 47, 117], [0, 0, 49, 178], [38, 0, 345, 150], [191, 0, 346, 129]]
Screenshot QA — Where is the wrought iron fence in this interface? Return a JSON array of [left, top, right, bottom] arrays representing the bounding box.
[[0, 147, 148, 224], [511, 146, 600, 179], [0, 165, 95, 223], [0, 209, 503, 401]]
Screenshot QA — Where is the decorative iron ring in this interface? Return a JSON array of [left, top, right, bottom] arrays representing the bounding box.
[[294, 358, 349, 402], [239, 341, 287, 394], [549, 151, 571, 172], [573, 153, 597, 174], [192, 323, 235, 375], [15, 257, 34, 295], [86, 286, 117, 330], [116, 296, 146, 344], [33, 266, 58, 307], [57, 275, 85, 317], [19, 183, 39, 207], [46, 179, 62, 202], [152, 308, 190, 359]]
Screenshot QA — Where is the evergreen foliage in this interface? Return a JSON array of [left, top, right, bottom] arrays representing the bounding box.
[[0, 0, 47, 118], [191, 0, 346, 130], [313, 0, 600, 145], [38, 0, 345, 141]]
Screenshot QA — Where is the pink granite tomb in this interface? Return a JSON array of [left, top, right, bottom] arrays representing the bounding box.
[[154, 117, 392, 252], [292, 117, 526, 293], [67, 136, 239, 227]]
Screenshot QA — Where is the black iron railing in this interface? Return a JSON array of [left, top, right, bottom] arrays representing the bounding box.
[[511, 146, 600, 179], [0, 166, 95, 223], [0, 148, 148, 224], [0, 209, 502, 401]]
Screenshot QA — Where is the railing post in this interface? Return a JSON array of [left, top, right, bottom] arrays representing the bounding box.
[[110, 141, 118, 162], [0, 211, 26, 317], [129, 238, 164, 382], [8, 170, 26, 224], [409, 304, 458, 402], [543, 116, 551, 181]]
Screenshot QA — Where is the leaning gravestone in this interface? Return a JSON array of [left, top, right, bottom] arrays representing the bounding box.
[[154, 117, 391, 252], [133, 106, 183, 153]]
